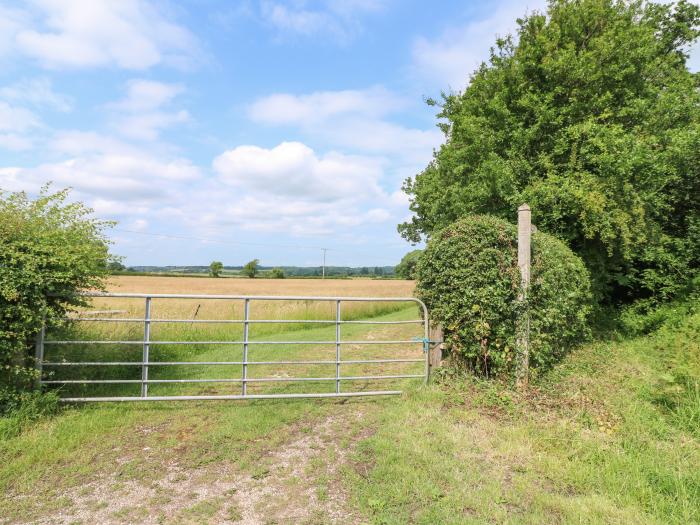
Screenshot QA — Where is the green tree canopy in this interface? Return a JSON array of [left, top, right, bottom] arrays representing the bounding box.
[[0, 187, 112, 407], [400, 0, 700, 303], [395, 250, 423, 279], [209, 261, 223, 278], [242, 259, 259, 278]]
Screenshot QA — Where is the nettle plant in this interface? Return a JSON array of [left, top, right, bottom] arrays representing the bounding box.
[[416, 215, 592, 378]]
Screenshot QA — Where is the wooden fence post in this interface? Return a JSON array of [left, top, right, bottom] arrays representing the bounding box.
[[429, 325, 444, 368], [516, 204, 531, 389]]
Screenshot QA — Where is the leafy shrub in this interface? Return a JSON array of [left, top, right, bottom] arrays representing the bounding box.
[[271, 268, 285, 279], [0, 187, 111, 412], [416, 215, 592, 378], [619, 276, 700, 336]]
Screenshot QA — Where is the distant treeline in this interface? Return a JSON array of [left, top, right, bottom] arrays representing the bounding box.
[[120, 265, 397, 278]]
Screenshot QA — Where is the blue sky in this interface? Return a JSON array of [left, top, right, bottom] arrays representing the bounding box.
[[1, 0, 698, 268]]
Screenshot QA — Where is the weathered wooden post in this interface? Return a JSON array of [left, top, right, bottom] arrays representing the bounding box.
[[516, 204, 531, 389], [429, 325, 444, 369]]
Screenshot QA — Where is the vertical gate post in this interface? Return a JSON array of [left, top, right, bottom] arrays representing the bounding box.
[[141, 297, 152, 397], [428, 324, 443, 380], [516, 204, 531, 389], [242, 298, 250, 396], [335, 300, 341, 393], [34, 319, 45, 390]]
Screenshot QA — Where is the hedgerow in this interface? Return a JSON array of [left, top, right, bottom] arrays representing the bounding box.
[[416, 215, 592, 378], [0, 187, 111, 413]]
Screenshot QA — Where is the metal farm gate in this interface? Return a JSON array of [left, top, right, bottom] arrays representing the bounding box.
[[36, 293, 437, 402]]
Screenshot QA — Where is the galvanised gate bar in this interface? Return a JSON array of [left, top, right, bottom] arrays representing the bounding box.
[[37, 293, 432, 402]]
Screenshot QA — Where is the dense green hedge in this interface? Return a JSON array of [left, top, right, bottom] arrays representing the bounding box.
[[416, 215, 592, 378], [0, 188, 111, 412]]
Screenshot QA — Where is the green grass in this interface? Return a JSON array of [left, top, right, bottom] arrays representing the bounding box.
[[2, 303, 698, 523], [0, 304, 427, 522], [344, 309, 700, 524]]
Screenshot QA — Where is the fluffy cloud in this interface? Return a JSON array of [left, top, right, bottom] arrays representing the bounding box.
[[108, 79, 184, 112], [107, 79, 190, 141], [411, 0, 548, 90], [192, 193, 391, 236], [0, 131, 200, 205], [0, 133, 395, 238], [248, 86, 403, 125], [260, 0, 386, 41], [0, 101, 42, 151], [197, 140, 398, 235], [0, 101, 41, 132], [249, 88, 441, 164], [12, 0, 198, 70], [0, 77, 72, 112], [213, 141, 383, 202]]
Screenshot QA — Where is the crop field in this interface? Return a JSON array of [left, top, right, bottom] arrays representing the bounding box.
[[105, 275, 415, 296]]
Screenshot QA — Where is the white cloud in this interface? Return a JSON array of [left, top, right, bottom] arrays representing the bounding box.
[[14, 0, 198, 70], [11, 154, 199, 199], [1, 134, 400, 240], [317, 117, 439, 158], [0, 101, 42, 150], [0, 5, 27, 58], [108, 79, 184, 112], [213, 141, 383, 202], [0, 130, 201, 208], [0, 77, 72, 111], [249, 88, 441, 166], [115, 110, 190, 141], [48, 130, 141, 156], [411, 0, 547, 90], [0, 101, 41, 132], [249, 86, 403, 125], [205, 140, 400, 235], [192, 193, 391, 236], [260, 0, 386, 41], [0, 134, 34, 151], [107, 79, 190, 141]]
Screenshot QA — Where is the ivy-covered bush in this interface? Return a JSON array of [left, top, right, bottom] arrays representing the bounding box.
[[416, 215, 592, 378], [0, 187, 111, 412]]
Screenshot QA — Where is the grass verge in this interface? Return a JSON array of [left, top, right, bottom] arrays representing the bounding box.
[[345, 309, 700, 524]]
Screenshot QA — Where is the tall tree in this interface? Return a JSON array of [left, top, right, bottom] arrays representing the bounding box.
[[400, 0, 700, 302], [209, 261, 223, 278], [395, 250, 423, 279], [242, 259, 259, 278]]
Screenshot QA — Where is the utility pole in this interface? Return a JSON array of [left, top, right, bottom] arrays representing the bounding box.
[[322, 248, 327, 279]]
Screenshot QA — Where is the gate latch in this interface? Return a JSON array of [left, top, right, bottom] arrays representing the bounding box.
[[412, 336, 431, 353]]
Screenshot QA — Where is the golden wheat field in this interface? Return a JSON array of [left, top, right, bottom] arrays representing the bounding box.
[[106, 275, 415, 296], [48, 276, 424, 398], [84, 275, 418, 326]]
